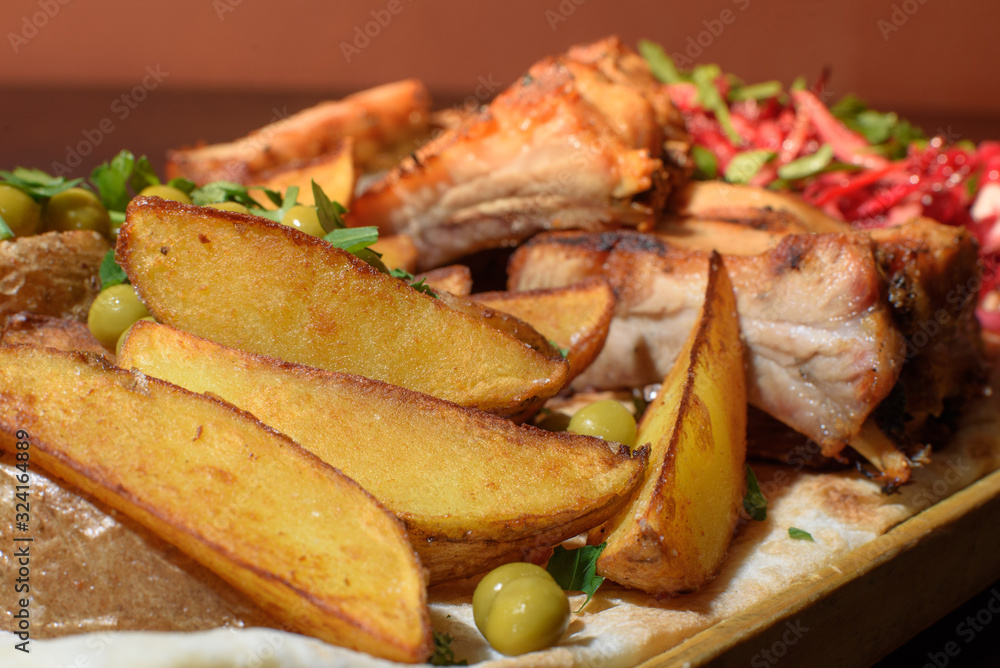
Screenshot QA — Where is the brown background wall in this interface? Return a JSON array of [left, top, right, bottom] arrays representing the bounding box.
[[1, 0, 997, 173]]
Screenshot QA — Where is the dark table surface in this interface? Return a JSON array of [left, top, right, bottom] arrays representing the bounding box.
[[3, 85, 1000, 667]]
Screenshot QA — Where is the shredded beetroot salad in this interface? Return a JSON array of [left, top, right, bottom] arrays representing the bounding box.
[[639, 41, 1000, 333]]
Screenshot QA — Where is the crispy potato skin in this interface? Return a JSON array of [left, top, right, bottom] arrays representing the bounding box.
[[590, 253, 747, 595], [116, 197, 568, 417], [250, 140, 355, 208], [416, 264, 472, 296], [120, 321, 648, 583], [0, 345, 432, 663], [472, 277, 615, 384], [1, 312, 110, 359], [0, 231, 108, 322]]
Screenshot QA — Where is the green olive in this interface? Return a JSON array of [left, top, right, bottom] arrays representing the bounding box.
[[0, 184, 42, 237], [43, 187, 111, 236], [88, 284, 151, 350], [567, 399, 637, 448], [473, 562, 551, 633], [206, 201, 250, 214], [139, 184, 192, 204], [280, 205, 325, 237], [473, 564, 570, 656], [115, 316, 156, 357]]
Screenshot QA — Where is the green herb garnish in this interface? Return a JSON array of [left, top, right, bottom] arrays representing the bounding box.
[[546, 542, 606, 612], [430, 631, 466, 666], [729, 80, 783, 102], [0, 215, 13, 241], [323, 226, 379, 254], [743, 465, 767, 521], [724, 150, 775, 184], [777, 144, 834, 181], [0, 167, 83, 200], [99, 248, 129, 288], [691, 144, 719, 180], [692, 64, 742, 146], [788, 527, 814, 541], [638, 39, 686, 84], [389, 268, 438, 298], [91, 150, 139, 212]]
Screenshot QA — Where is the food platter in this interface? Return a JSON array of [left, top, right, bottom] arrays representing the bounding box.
[[3, 34, 1000, 668]]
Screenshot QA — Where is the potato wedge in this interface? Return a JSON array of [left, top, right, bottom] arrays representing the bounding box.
[[120, 321, 648, 583], [0, 230, 108, 322], [434, 290, 562, 360], [0, 344, 432, 663], [371, 232, 419, 272], [117, 197, 568, 416], [590, 253, 747, 595], [1, 312, 111, 360], [473, 278, 615, 383], [251, 140, 355, 208], [416, 264, 472, 296]]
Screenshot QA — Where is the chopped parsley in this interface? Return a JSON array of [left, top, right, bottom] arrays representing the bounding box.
[[743, 465, 767, 521], [788, 527, 814, 541], [546, 542, 607, 611]]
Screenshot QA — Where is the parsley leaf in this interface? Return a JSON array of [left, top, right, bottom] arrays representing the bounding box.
[[323, 226, 379, 255], [546, 542, 606, 612], [389, 268, 438, 298], [788, 527, 814, 541], [0, 167, 83, 200], [129, 155, 161, 193], [430, 631, 466, 666], [548, 340, 569, 358], [99, 249, 129, 288], [743, 465, 767, 521], [312, 180, 348, 232], [0, 214, 13, 241], [91, 150, 137, 212]]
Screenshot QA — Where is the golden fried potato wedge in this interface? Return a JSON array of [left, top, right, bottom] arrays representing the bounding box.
[[371, 232, 419, 272], [590, 253, 747, 595], [0, 230, 108, 322], [0, 344, 432, 662], [1, 312, 110, 359], [120, 321, 648, 583], [251, 140, 355, 208], [416, 264, 472, 296], [117, 197, 569, 417], [434, 290, 561, 359], [472, 278, 615, 383]]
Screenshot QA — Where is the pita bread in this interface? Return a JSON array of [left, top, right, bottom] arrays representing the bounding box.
[[1, 350, 998, 667]]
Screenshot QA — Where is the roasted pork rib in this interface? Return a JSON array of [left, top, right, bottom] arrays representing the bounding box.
[[348, 37, 689, 270], [508, 229, 904, 456]]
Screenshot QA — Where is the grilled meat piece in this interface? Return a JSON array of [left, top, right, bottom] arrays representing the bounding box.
[[869, 219, 986, 431], [348, 37, 689, 271], [665, 183, 987, 435], [508, 229, 904, 457], [165, 79, 432, 184]]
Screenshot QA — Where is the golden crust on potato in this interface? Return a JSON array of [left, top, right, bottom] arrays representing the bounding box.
[[0, 345, 433, 663], [591, 254, 748, 595], [1, 312, 110, 359], [116, 197, 569, 417], [120, 321, 648, 583]]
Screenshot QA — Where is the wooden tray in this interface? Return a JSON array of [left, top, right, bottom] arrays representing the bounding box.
[[644, 466, 1000, 667]]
